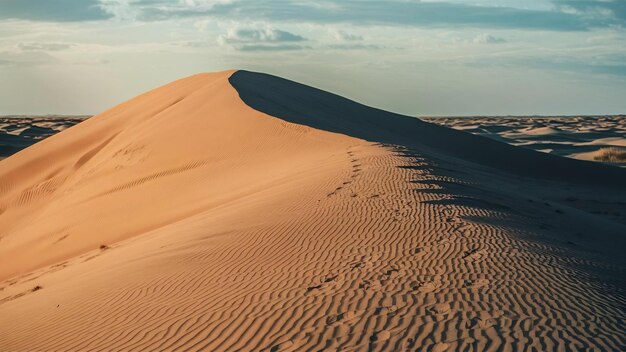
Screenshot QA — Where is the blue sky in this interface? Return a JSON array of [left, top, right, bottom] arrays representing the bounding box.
[[0, 0, 625, 116]]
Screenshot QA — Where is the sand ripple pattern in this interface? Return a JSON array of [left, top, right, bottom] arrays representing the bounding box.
[[1, 143, 625, 351]]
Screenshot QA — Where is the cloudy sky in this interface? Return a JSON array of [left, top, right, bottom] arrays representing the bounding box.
[[1, 0, 625, 116]]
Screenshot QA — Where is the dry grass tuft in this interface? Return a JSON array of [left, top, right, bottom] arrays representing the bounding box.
[[593, 147, 626, 163]]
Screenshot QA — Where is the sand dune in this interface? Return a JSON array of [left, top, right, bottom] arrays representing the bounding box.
[[1, 71, 625, 351]]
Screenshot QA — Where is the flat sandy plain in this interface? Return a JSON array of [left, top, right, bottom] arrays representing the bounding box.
[[0, 71, 625, 351]]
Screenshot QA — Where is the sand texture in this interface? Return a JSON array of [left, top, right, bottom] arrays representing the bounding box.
[[0, 71, 625, 351]]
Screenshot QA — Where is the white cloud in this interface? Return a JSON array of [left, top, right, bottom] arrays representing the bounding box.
[[218, 27, 306, 45], [180, 0, 232, 7], [98, 0, 133, 19], [332, 30, 363, 42], [473, 34, 507, 44], [217, 25, 308, 51], [18, 42, 74, 51]]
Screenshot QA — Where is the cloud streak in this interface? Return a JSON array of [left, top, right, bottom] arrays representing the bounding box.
[[237, 44, 310, 52], [18, 42, 74, 51], [473, 34, 507, 44], [553, 0, 626, 21], [218, 28, 306, 44], [3, 0, 623, 32], [218, 27, 308, 51], [467, 54, 626, 77], [137, 0, 610, 31], [0, 0, 112, 22]]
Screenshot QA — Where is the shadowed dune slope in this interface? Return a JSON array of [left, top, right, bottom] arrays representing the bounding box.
[[230, 70, 626, 185]]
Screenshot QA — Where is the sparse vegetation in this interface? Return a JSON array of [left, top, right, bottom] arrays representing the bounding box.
[[99, 244, 109, 250], [31, 285, 42, 292], [594, 147, 626, 163]]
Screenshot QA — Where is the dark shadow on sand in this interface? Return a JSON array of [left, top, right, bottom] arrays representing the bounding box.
[[229, 70, 626, 186]]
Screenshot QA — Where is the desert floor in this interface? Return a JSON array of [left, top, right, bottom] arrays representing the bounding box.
[[0, 116, 86, 160], [425, 115, 626, 167]]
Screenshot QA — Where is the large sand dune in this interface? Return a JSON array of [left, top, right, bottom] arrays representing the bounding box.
[[1, 70, 625, 351]]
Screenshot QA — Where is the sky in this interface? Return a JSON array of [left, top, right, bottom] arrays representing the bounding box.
[[0, 0, 625, 116]]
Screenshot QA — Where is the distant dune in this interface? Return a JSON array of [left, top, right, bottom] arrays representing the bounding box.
[[0, 116, 85, 159], [426, 115, 626, 168], [1, 71, 625, 351]]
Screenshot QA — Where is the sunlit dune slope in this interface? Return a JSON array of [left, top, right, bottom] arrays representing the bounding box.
[[0, 70, 354, 280]]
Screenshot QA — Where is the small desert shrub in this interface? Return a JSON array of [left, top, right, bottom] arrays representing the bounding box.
[[99, 244, 109, 250], [594, 147, 626, 163]]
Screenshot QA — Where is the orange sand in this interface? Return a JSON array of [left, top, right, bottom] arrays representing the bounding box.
[[1, 71, 625, 351]]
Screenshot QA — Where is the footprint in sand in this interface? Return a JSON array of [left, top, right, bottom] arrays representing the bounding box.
[[369, 330, 391, 343], [359, 279, 383, 291], [270, 341, 294, 352], [411, 280, 437, 293], [375, 304, 400, 316], [350, 254, 376, 271], [306, 275, 338, 293], [327, 186, 344, 197], [383, 267, 400, 278], [51, 261, 68, 268], [467, 316, 498, 330], [462, 248, 485, 261], [0, 285, 43, 305], [350, 261, 365, 270], [464, 278, 490, 289], [269, 338, 308, 352], [429, 303, 452, 316], [326, 310, 363, 326], [413, 247, 428, 258], [376, 268, 400, 286], [402, 338, 416, 350]]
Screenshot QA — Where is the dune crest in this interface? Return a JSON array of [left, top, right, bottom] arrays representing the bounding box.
[[1, 71, 625, 351]]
